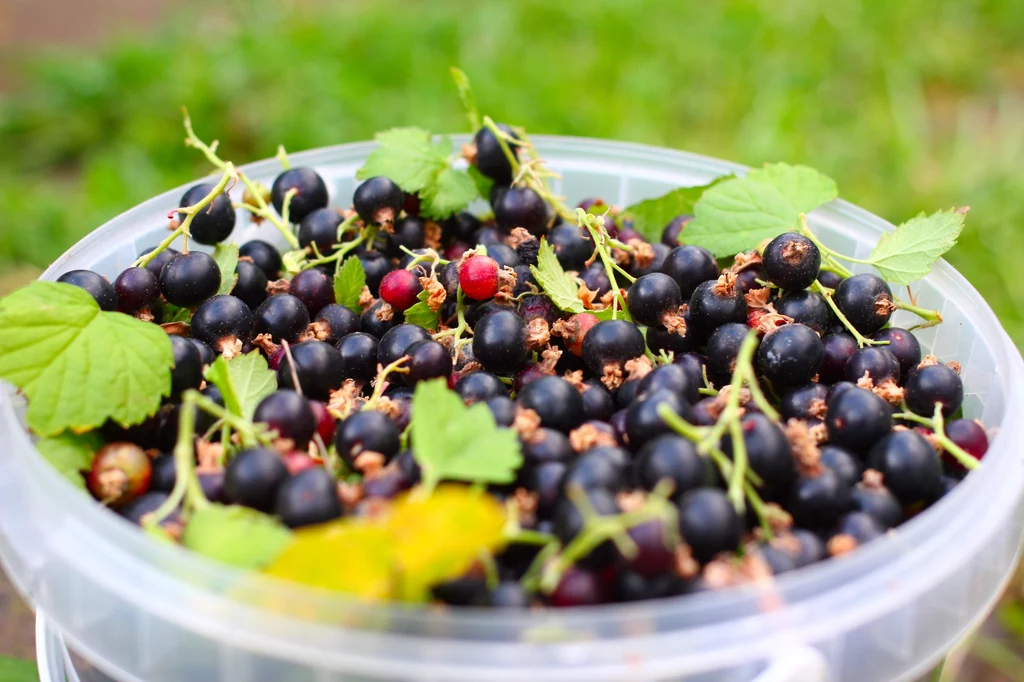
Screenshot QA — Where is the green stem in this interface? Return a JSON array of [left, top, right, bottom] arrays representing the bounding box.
[[363, 357, 411, 411], [192, 393, 272, 448], [276, 144, 291, 170], [727, 418, 748, 513], [895, 298, 942, 324], [610, 259, 637, 284], [742, 364, 781, 422], [580, 211, 628, 318], [142, 391, 207, 530], [305, 232, 365, 269], [433, 288, 469, 341], [892, 406, 980, 471]]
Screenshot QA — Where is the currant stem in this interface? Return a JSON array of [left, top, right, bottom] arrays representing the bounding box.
[[363, 356, 411, 411], [726, 416, 748, 512], [892, 406, 980, 471], [579, 210, 629, 317], [896, 299, 943, 324], [276, 144, 291, 170], [742, 364, 781, 422], [142, 392, 208, 531], [433, 288, 470, 342]]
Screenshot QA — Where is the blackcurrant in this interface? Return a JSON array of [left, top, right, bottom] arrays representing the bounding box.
[[377, 324, 431, 368], [547, 224, 594, 272], [335, 331, 379, 382], [311, 304, 360, 345], [57, 269, 118, 311], [775, 291, 832, 334], [297, 207, 344, 253], [626, 519, 678, 578], [831, 511, 884, 549], [562, 445, 630, 492], [113, 267, 160, 315], [706, 322, 752, 387], [820, 445, 863, 488], [826, 387, 893, 455], [275, 468, 343, 529], [379, 269, 422, 312], [552, 488, 620, 570], [580, 380, 616, 422], [625, 389, 688, 449], [336, 410, 401, 468], [473, 310, 528, 375], [660, 245, 719, 300], [191, 295, 254, 352], [277, 340, 345, 401], [626, 273, 682, 328], [254, 294, 310, 343], [780, 383, 829, 422], [522, 428, 573, 465], [834, 274, 894, 335], [634, 434, 709, 497], [819, 332, 858, 384], [722, 413, 795, 499], [788, 468, 851, 531], [389, 216, 427, 256], [851, 479, 903, 529], [139, 246, 178, 279], [677, 487, 742, 564], [454, 371, 507, 404], [675, 353, 708, 394], [817, 270, 844, 289], [289, 268, 335, 317], [637, 363, 697, 405], [486, 243, 521, 271], [353, 176, 404, 225], [361, 299, 403, 338], [232, 260, 268, 310], [493, 186, 549, 236], [178, 182, 235, 245], [160, 251, 221, 308], [516, 375, 586, 433], [756, 323, 824, 387], [661, 215, 692, 248], [581, 319, 646, 376], [253, 390, 317, 448], [943, 419, 988, 472], [121, 492, 181, 528], [271, 167, 329, 223], [169, 335, 203, 400], [486, 396, 517, 427], [844, 346, 901, 385], [761, 233, 821, 291], [687, 278, 746, 341], [867, 430, 942, 504], [404, 339, 452, 385], [473, 123, 521, 184], [224, 447, 289, 513], [870, 327, 921, 379], [239, 240, 282, 280], [904, 364, 963, 418]]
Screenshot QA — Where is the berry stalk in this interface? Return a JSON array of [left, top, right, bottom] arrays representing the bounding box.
[[892, 404, 981, 471]]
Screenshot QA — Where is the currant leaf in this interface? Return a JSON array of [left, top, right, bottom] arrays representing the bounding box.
[[869, 208, 968, 285], [334, 256, 367, 314]]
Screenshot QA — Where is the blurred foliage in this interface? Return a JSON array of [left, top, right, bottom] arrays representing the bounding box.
[[1, 0, 1024, 340]]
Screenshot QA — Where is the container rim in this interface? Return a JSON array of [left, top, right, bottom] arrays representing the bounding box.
[[6, 135, 1024, 648]]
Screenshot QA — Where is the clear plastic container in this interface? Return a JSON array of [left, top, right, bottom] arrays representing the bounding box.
[[2, 137, 1023, 682]]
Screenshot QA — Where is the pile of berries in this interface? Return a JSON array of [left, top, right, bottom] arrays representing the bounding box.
[[54, 119, 986, 610]]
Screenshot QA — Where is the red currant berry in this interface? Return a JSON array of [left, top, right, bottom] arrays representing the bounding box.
[[943, 418, 988, 472], [87, 443, 152, 507], [309, 399, 336, 444], [379, 269, 423, 312], [459, 255, 500, 300]]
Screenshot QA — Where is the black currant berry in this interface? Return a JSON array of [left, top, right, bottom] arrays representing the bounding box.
[[150, 453, 177, 492], [660, 245, 719, 300], [159, 251, 221, 308], [706, 322, 751, 387], [788, 468, 851, 531], [547, 224, 594, 272], [687, 278, 747, 341], [169, 335, 203, 400], [275, 468, 343, 529], [870, 327, 921, 379], [289, 268, 335, 317], [677, 487, 742, 564], [232, 260, 268, 310], [844, 347, 901, 385], [190, 295, 254, 352], [358, 251, 392, 297], [486, 396, 516, 427], [756, 323, 824, 387], [661, 215, 692, 248], [389, 216, 427, 256], [581, 262, 612, 296], [253, 390, 317, 448], [473, 123, 521, 184], [353, 176, 404, 225], [517, 375, 586, 433], [775, 291, 832, 334], [277, 340, 345, 401], [224, 447, 289, 513], [581, 319, 646, 376], [820, 445, 863, 488], [404, 339, 452, 385], [626, 273, 682, 328], [454, 371, 507, 404], [178, 183, 236, 245], [552, 488, 620, 570], [634, 434, 709, 496], [311, 304, 359, 345], [336, 410, 401, 468], [113, 266, 160, 315], [780, 383, 829, 422], [361, 299, 403, 338], [493, 187, 549, 236], [817, 270, 844, 289], [580, 380, 616, 422], [298, 207, 344, 253], [522, 428, 573, 466], [851, 478, 903, 529], [826, 387, 893, 455], [335, 331, 379, 382], [485, 243, 521, 271], [867, 430, 942, 504], [904, 364, 963, 418], [473, 310, 528, 375], [239, 240, 282, 280], [271, 167, 329, 223], [722, 413, 796, 499], [831, 511, 885, 549], [762, 233, 821, 291], [637, 363, 698, 405], [254, 294, 310, 343], [819, 332, 858, 384], [140, 246, 178, 278], [57, 269, 118, 311], [834, 274, 894, 335], [377, 324, 431, 368], [562, 446, 630, 492], [625, 389, 689, 449]]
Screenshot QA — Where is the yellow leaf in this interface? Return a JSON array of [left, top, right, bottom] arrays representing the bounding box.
[[387, 486, 507, 601], [263, 521, 396, 599]]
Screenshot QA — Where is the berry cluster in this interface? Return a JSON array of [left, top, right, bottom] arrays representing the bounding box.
[[48, 110, 986, 611]]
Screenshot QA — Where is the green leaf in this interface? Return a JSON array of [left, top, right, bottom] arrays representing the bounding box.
[[334, 256, 366, 314], [868, 208, 967, 285], [404, 288, 440, 331], [213, 243, 239, 295], [411, 379, 521, 488], [530, 238, 585, 315], [183, 504, 291, 569], [420, 166, 478, 219], [162, 303, 192, 324], [356, 127, 449, 193], [35, 431, 102, 489], [685, 163, 838, 257], [466, 164, 494, 201], [621, 179, 724, 242], [204, 351, 277, 421], [0, 655, 38, 682], [0, 282, 173, 436]]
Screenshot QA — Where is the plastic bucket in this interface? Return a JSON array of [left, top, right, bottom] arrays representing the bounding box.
[[3, 136, 1023, 682]]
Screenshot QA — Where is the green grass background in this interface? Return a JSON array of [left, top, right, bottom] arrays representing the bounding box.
[[2, 1, 1023, 339]]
